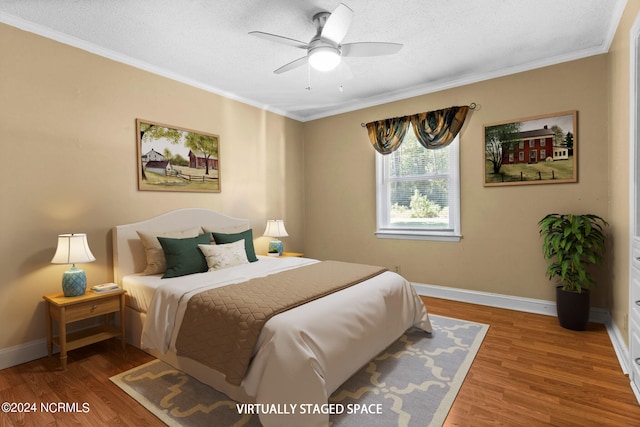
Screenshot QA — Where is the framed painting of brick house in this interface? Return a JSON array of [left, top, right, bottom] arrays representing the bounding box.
[[136, 119, 220, 192], [483, 110, 577, 187]]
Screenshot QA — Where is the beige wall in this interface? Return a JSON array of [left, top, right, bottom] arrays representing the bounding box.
[[3, 3, 640, 359], [304, 56, 610, 306], [608, 0, 640, 345], [0, 23, 305, 350]]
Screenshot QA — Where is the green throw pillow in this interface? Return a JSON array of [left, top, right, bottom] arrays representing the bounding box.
[[211, 229, 258, 262], [158, 234, 210, 278]]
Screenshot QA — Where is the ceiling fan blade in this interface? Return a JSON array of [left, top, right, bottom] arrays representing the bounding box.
[[274, 56, 308, 74], [249, 31, 308, 49], [341, 42, 403, 57], [321, 3, 353, 44]]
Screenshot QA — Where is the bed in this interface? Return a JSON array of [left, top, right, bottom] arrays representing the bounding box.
[[112, 208, 431, 427]]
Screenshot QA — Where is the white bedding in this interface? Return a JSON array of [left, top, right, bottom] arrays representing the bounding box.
[[132, 256, 431, 427], [121, 274, 159, 313], [112, 209, 432, 427]]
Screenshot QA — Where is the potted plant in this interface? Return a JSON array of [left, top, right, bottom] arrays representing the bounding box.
[[538, 213, 608, 331]]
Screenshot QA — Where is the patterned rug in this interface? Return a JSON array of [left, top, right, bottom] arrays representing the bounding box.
[[110, 315, 488, 427]]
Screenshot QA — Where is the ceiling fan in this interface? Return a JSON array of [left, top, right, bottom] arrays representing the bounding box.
[[249, 3, 403, 74]]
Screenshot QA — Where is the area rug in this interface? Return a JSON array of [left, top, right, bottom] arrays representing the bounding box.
[[110, 315, 488, 427]]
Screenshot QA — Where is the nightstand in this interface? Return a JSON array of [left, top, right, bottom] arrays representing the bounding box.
[[281, 252, 304, 257], [265, 252, 304, 257], [43, 288, 126, 369]]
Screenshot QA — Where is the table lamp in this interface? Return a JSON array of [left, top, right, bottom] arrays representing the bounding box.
[[51, 233, 96, 297], [263, 220, 288, 256]]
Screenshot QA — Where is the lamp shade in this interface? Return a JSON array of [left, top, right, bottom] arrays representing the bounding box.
[[51, 233, 96, 265], [263, 220, 289, 238], [263, 220, 288, 256], [51, 233, 95, 297]]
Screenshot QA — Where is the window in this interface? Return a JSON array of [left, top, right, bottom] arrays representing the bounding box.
[[376, 127, 460, 241]]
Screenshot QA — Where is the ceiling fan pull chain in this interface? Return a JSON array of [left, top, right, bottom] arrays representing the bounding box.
[[306, 64, 312, 91]]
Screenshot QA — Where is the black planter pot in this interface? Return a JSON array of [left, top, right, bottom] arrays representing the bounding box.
[[556, 286, 590, 331]]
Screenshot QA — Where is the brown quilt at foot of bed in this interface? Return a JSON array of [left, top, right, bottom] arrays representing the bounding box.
[[175, 260, 387, 385]]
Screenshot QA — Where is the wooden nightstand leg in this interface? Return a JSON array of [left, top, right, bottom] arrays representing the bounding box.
[[58, 307, 67, 370], [120, 293, 126, 350], [45, 301, 52, 358]]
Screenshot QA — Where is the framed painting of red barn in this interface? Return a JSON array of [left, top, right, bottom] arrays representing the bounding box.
[[484, 111, 577, 187], [136, 119, 220, 192]]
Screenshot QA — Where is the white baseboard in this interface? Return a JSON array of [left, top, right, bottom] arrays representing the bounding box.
[[0, 338, 49, 371], [413, 282, 629, 375], [413, 282, 559, 316], [604, 314, 630, 374], [0, 318, 102, 371]]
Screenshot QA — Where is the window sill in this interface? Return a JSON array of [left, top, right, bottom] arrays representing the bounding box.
[[375, 230, 462, 242]]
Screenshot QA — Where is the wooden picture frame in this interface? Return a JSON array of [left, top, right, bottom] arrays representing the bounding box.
[[136, 119, 220, 192], [484, 110, 577, 187]]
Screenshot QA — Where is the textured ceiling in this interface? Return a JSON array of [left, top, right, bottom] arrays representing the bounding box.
[[0, 0, 626, 121]]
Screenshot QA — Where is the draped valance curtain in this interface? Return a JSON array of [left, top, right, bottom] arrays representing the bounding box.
[[365, 105, 470, 154]]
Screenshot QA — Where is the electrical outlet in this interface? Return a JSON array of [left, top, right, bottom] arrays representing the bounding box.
[[394, 265, 401, 274]]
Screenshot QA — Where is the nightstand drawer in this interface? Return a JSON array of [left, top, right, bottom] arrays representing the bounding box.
[[64, 297, 120, 322]]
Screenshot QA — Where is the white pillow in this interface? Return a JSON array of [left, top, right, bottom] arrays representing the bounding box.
[[198, 239, 249, 271], [136, 227, 202, 275]]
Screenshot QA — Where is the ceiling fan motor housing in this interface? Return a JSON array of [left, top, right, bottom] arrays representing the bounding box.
[[312, 11, 332, 32]]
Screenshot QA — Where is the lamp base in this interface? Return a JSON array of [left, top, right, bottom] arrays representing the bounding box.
[[62, 266, 87, 297], [268, 239, 284, 256]]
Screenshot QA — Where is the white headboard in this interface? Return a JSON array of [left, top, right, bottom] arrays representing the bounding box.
[[112, 208, 250, 284]]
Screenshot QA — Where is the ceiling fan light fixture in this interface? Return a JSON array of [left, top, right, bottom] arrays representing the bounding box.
[[250, 3, 402, 75], [308, 46, 341, 72]]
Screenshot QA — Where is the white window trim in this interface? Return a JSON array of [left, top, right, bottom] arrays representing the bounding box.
[[375, 136, 461, 242]]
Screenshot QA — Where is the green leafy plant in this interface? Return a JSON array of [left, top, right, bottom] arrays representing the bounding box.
[[409, 189, 441, 218], [538, 213, 608, 293]]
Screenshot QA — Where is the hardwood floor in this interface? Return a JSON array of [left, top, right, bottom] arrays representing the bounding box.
[[423, 296, 640, 426], [1, 297, 639, 426], [0, 340, 159, 426]]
